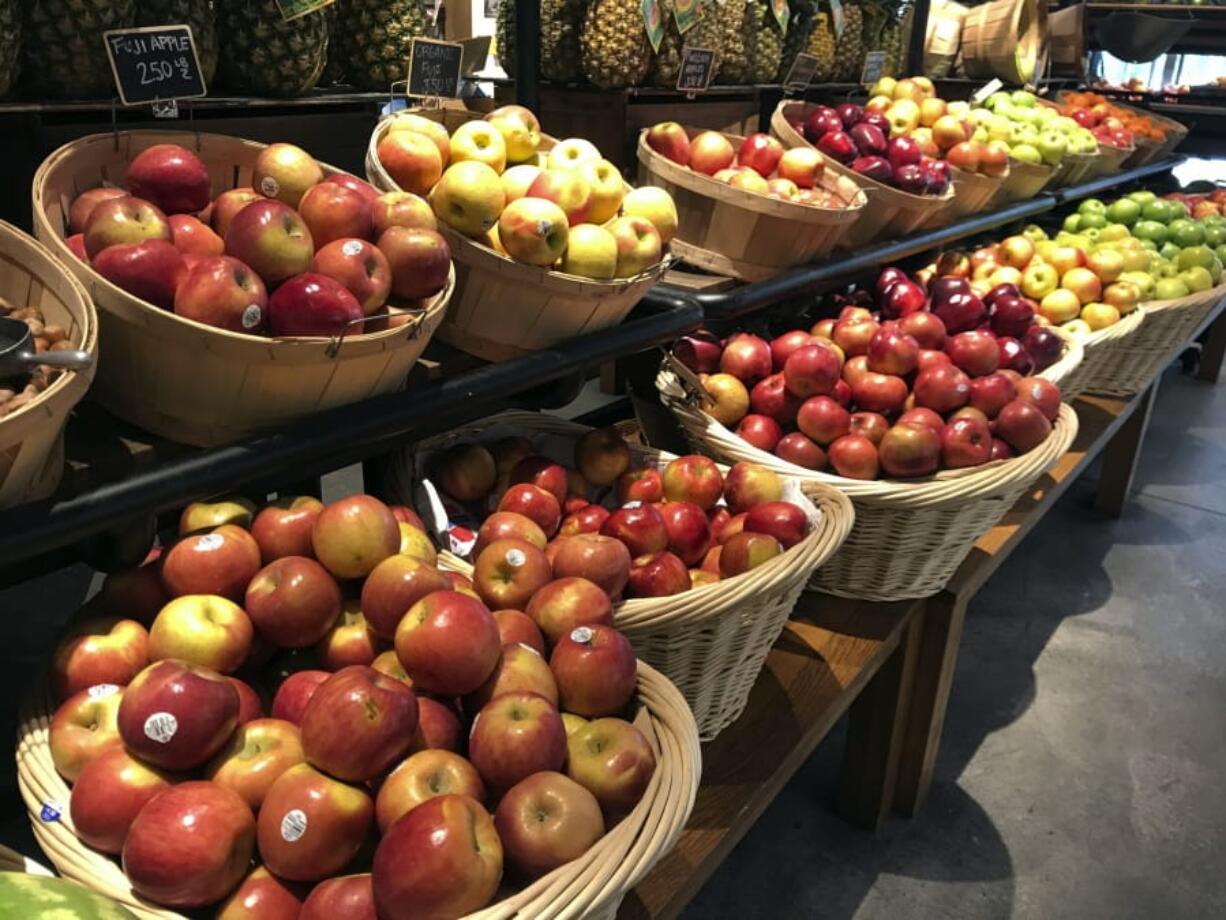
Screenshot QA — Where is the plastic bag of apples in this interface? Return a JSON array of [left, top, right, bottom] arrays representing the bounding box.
[[40, 490, 685, 917]]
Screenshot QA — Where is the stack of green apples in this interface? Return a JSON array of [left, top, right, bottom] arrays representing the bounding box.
[[967, 90, 1099, 169]]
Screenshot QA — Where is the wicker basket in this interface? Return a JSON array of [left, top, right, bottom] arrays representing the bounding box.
[[1081, 285, 1226, 397], [658, 366, 1079, 601], [635, 128, 867, 282], [771, 102, 955, 246], [388, 411, 855, 740], [32, 131, 451, 448], [0, 222, 97, 509], [1053, 306, 1145, 399], [18, 660, 700, 920], [367, 113, 666, 362]]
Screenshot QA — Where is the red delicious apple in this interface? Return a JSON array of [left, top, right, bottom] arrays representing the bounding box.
[[126, 144, 211, 214], [371, 794, 503, 920], [396, 589, 501, 695], [257, 763, 374, 882], [312, 495, 400, 580], [968, 373, 1017, 420], [375, 750, 485, 833], [225, 199, 314, 286], [566, 717, 656, 815], [69, 745, 170, 855], [1014, 377, 1062, 421], [626, 551, 690, 597], [851, 372, 909, 414], [118, 660, 239, 770], [206, 717, 305, 811], [913, 364, 971, 413], [93, 239, 186, 310], [941, 417, 993, 468], [217, 866, 305, 920], [272, 670, 330, 725], [301, 665, 418, 781], [878, 423, 942, 478], [994, 399, 1053, 452], [775, 432, 826, 469], [121, 781, 255, 908], [744, 501, 808, 548], [377, 226, 452, 301], [828, 434, 880, 479], [469, 691, 567, 791], [550, 534, 631, 598]]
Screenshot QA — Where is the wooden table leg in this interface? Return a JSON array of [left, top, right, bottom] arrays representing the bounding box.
[[1093, 381, 1158, 517], [835, 611, 922, 831], [892, 591, 968, 817], [1197, 308, 1226, 383]]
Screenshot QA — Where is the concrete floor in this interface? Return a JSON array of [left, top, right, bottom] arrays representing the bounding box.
[[682, 364, 1226, 920], [1, 364, 1224, 918]]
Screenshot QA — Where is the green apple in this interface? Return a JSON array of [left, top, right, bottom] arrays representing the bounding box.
[[1023, 224, 1050, 243], [1133, 220, 1169, 245], [1010, 143, 1043, 165], [1063, 214, 1082, 232], [1079, 199, 1107, 216], [1128, 190, 1157, 206], [1010, 90, 1037, 107], [1105, 198, 1141, 226], [1036, 130, 1067, 166], [1179, 266, 1213, 293], [1168, 218, 1205, 248], [1120, 270, 1155, 297], [1155, 277, 1190, 299], [1100, 223, 1131, 242], [1159, 241, 1182, 262]]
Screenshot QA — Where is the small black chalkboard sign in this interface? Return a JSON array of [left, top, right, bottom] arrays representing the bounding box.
[[103, 26, 207, 106], [407, 38, 464, 99], [676, 47, 717, 93]]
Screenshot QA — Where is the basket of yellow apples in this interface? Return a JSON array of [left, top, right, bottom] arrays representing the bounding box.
[[367, 106, 673, 362]]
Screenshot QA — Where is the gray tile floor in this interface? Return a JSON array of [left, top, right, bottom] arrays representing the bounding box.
[[2, 363, 1224, 919]]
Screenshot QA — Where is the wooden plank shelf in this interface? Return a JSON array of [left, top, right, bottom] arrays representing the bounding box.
[[621, 592, 922, 919]]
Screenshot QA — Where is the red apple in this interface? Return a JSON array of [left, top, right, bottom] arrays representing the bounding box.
[[396, 590, 501, 695], [468, 692, 567, 791], [121, 781, 255, 908], [312, 495, 400, 580], [206, 717, 305, 811], [271, 670, 330, 725], [301, 665, 418, 781]]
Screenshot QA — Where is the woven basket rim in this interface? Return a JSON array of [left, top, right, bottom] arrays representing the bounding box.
[[390, 410, 856, 631], [657, 365, 1079, 507], [17, 660, 700, 920]]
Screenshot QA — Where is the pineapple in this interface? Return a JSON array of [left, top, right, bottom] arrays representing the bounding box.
[[581, 0, 651, 89], [495, 0, 516, 73], [22, 0, 136, 99], [651, 0, 724, 87], [0, 0, 20, 98], [330, 0, 429, 92], [832, 1, 862, 82], [749, 0, 783, 84], [137, 0, 218, 86], [777, 0, 818, 83], [715, 0, 750, 84], [216, 0, 328, 97], [541, 0, 586, 82], [806, 8, 835, 82]]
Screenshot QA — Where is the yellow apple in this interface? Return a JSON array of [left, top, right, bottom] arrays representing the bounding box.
[[388, 113, 451, 164], [485, 109, 540, 163], [449, 121, 507, 174], [429, 161, 506, 237], [620, 186, 677, 244], [548, 138, 601, 172], [579, 159, 625, 224], [561, 224, 618, 280], [501, 164, 541, 204], [498, 197, 570, 266], [607, 215, 662, 278]]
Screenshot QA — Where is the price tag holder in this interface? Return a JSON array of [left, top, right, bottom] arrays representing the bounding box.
[[676, 47, 717, 93], [971, 78, 1004, 105], [103, 26, 207, 107], [275, 0, 335, 22], [783, 52, 819, 91], [407, 37, 464, 99], [860, 50, 887, 88]]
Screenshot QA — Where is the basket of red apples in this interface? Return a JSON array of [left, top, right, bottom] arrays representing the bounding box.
[[656, 282, 1080, 600], [33, 132, 454, 447], [18, 492, 700, 919], [387, 412, 854, 739], [638, 123, 867, 282], [367, 107, 673, 361], [771, 100, 956, 248]]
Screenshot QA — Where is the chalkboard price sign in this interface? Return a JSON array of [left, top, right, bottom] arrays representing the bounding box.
[[676, 47, 716, 93], [407, 38, 464, 99], [103, 26, 206, 106]]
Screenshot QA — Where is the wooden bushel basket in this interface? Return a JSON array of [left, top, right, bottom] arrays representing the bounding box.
[[658, 367, 1079, 601], [33, 132, 452, 448], [0, 222, 97, 509], [19, 661, 701, 920], [771, 102, 954, 246], [367, 111, 667, 362], [635, 129, 866, 282], [961, 0, 1048, 85]]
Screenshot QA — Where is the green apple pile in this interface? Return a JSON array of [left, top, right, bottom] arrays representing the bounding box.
[[1057, 190, 1225, 302], [968, 90, 1100, 168]]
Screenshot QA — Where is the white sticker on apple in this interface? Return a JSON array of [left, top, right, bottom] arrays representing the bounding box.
[[241, 305, 263, 329], [197, 533, 224, 550], [280, 809, 308, 842], [570, 626, 595, 644], [144, 712, 178, 744], [87, 683, 120, 700], [342, 240, 364, 256], [260, 176, 281, 198], [506, 548, 526, 567]]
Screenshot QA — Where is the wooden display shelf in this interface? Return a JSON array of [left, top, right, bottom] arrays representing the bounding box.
[[621, 592, 923, 919]]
